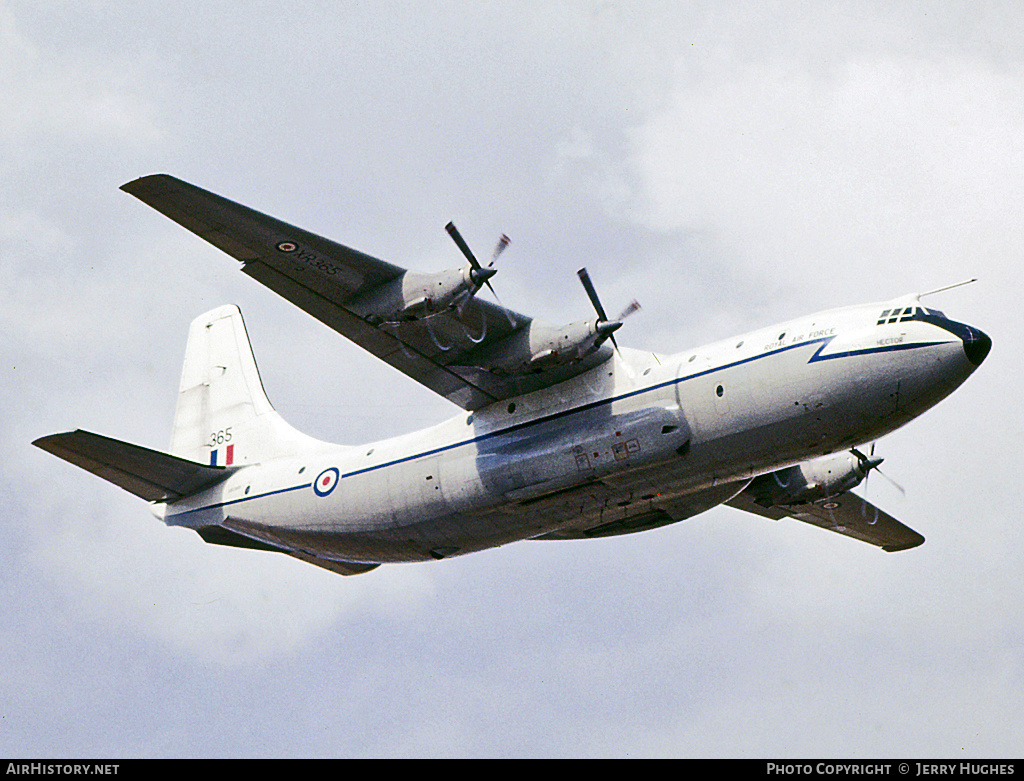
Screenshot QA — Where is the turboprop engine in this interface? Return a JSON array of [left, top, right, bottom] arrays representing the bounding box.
[[454, 267, 640, 376], [348, 222, 508, 324], [744, 448, 887, 508]]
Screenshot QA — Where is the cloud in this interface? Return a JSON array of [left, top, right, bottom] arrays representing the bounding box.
[[626, 54, 1024, 311], [12, 453, 441, 669], [0, 6, 163, 151]]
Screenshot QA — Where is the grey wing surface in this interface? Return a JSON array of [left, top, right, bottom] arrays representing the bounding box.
[[726, 489, 925, 552], [122, 174, 581, 410]]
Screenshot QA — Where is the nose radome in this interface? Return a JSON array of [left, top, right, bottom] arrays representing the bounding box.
[[962, 326, 992, 367]]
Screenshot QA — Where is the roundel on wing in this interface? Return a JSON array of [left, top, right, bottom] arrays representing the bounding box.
[[313, 467, 339, 497], [276, 241, 298, 253]]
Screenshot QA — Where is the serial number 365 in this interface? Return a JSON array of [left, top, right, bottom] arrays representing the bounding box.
[[210, 427, 233, 445]]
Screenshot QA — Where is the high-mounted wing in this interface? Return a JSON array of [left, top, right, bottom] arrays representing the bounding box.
[[121, 174, 615, 410], [726, 488, 925, 552]]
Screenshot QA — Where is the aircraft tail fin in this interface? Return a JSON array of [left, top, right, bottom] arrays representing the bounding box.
[[170, 305, 324, 466]]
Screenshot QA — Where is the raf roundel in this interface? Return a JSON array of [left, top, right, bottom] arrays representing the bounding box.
[[276, 241, 298, 253], [313, 467, 339, 497]]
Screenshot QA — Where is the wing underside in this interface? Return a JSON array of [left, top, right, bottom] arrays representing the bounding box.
[[121, 174, 608, 410], [726, 488, 925, 552]]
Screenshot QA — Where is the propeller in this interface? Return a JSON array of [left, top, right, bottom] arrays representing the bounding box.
[[445, 222, 519, 325], [445, 222, 499, 295], [851, 444, 906, 496], [576, 267, 640, 353]]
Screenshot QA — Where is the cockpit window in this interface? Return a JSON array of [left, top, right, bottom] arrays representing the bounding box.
[[877, 307, 916, 325], [877, 306, 947, 325]]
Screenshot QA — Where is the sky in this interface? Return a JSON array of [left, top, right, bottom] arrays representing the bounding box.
[[2, 0, 1022, 759]]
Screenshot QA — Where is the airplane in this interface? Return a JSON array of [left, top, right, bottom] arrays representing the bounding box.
[[33, 174, 992, 576]]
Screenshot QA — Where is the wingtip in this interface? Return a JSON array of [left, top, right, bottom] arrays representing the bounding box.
[[32, 430, 74, 451], [881, 534, 926, 552], [119, 173, 174, 194]]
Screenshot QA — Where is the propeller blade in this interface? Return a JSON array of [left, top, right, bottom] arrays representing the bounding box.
[[491, 234, 510, 266], [577, 267, 609, 322], [445, 222, 482, 270], [617, 299, 641, 321], [876, 467, 907, 497]]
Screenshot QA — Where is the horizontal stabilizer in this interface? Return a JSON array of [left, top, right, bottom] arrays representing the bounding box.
[[33, 429, 236, 503], [220, 517, 380, 576], [197, 526, 378, 574]]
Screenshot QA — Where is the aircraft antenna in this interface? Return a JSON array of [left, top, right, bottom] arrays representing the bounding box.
[[920, 278, 978, 298]]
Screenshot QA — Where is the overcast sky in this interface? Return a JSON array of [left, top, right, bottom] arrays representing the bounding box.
[[2, 0, 1022, 758]]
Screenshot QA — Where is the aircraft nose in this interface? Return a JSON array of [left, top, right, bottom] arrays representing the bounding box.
[[961, 325, 991, 367]]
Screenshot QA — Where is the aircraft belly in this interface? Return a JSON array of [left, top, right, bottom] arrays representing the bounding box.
[[534, 477, 751, 540], [218, 504, 573, 563]]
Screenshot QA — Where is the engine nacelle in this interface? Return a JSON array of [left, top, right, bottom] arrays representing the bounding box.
[[348, 265, 493, 324], [745, 451, 881, 507], [453, 317, 618, 376]]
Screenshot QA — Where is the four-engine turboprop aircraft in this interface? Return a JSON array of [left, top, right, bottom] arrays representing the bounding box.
[[33, 175, 992, 576]]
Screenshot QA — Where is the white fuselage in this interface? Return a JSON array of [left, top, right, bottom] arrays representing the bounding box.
[[161, 295, 986, 563]]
